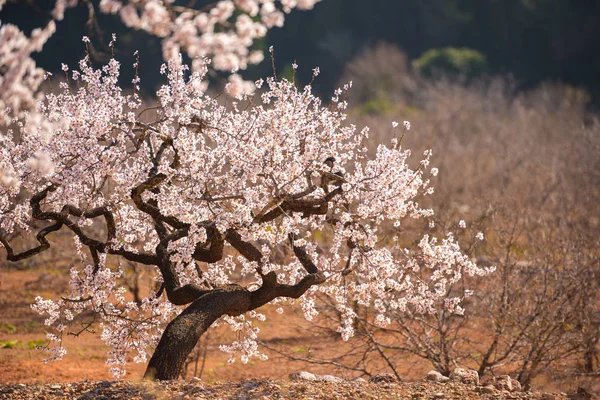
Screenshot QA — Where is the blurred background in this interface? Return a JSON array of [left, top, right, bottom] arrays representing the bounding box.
[[2, 0, 600, 105]]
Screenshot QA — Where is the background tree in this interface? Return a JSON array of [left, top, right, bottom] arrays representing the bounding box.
[[0, 0, 321, 96]]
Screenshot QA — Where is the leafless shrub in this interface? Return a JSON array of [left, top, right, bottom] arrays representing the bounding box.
[[271, 43, 600, 391], [339, 42, 419, 106]]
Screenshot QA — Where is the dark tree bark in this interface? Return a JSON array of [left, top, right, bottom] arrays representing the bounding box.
[[144, 286, 251, 380]]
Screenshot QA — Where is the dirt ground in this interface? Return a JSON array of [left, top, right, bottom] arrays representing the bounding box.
[[0, 265, 430, 384], [0, 377, 574, 400], [0, 267, 597, 398]]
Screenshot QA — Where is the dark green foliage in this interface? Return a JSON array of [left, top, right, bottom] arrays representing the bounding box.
[[413, 47, 488, 79]]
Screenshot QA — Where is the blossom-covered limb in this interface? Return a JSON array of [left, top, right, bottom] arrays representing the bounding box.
[[131, 173, 188, 230], [288, 233, 319, 274], [224, 230, 263, 263], [191, 226, 224, 263], [254, 186, 343, 223], [153, 229, 212, 305], [249, 271, 326, 310], [2, 184, 159, 265]]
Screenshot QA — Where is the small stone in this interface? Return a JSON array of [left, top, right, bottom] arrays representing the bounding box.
[[242, 380, 260, 390], [424, 370, 450, 383], [369, 373, 400, 384], [319, 374, 343, 383], [50, 385, 61, 389], [494, 375, 513, 391], [494, 374, 522, 393], [452, 367, 479, 385], [289, 371, 318, 382], [432, 392, 445, 399], [511, 378, 522, 392], [481, 385, 496, 394]]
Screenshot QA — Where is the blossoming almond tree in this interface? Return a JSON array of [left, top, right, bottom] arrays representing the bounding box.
[[0, 49, 492, 379], [0, 3, 493, 375]]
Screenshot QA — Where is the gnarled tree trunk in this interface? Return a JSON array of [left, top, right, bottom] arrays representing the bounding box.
[[144, 266, 324, 380], [144, 286, 251, 380]]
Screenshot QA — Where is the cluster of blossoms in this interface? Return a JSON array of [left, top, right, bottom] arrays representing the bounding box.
[[0, 47, 493, 377], [31, 254, 178, 378], [0, 0, 320, 145], [31, 0, 320, 94], [0, 18, 56, 127]]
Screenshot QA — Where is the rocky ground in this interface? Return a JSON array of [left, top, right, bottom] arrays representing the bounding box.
[[0, 370, 579, 400]]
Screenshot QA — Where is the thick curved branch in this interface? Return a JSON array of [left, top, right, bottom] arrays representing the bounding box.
[[164, 284, 213, 306], [247, 233, 325, 309], [254, 186, 344, 224], [0, 221, 63, 261], [192, 226, 224, 263], [131, 173, 188, 229], [3, 184, 159, 266], [289, 184, 318, 200], [273, 273, 326, 298], [154, 230, 210, 305], [225, 230, 263, 263], [109, 248, 159, 265], [288, 233, 319, 274], [61, 204, 116, 243], [153, 223, 229, 305], [29, 185, 104, 251], [249, 272, 326, 310]]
